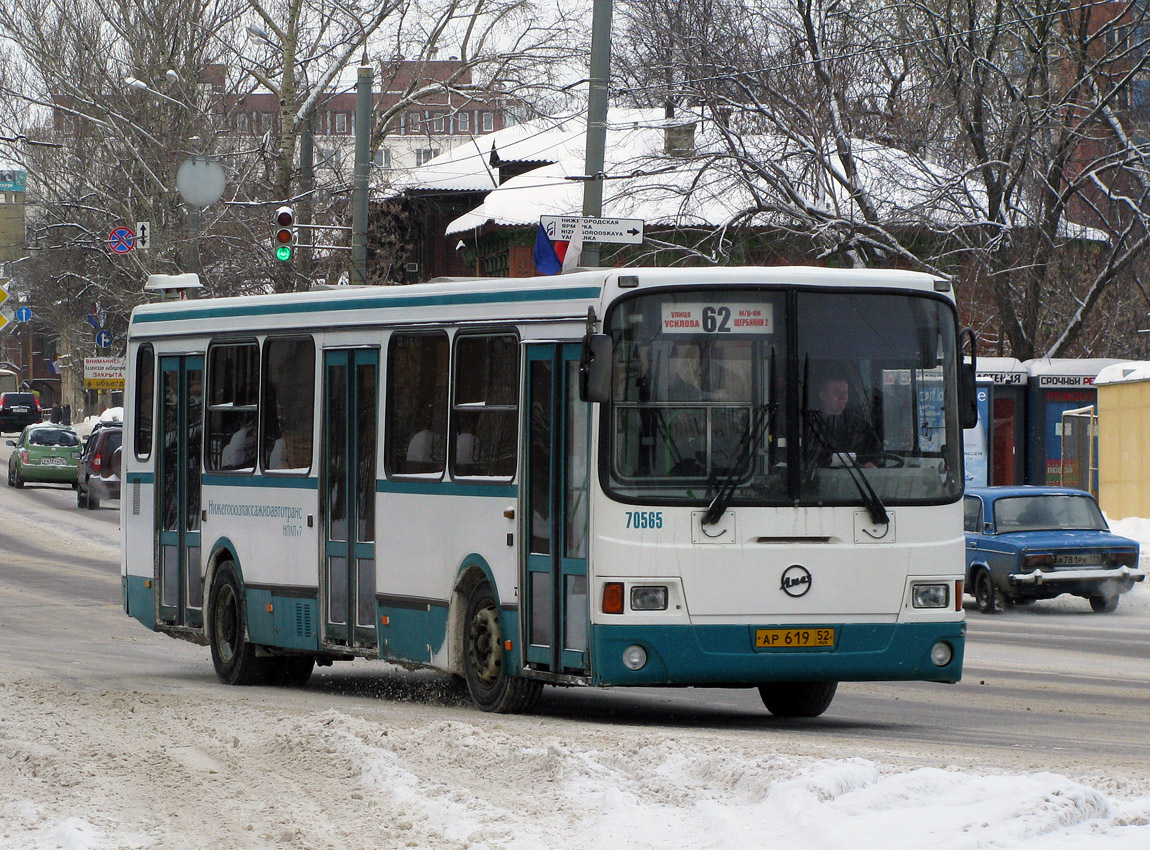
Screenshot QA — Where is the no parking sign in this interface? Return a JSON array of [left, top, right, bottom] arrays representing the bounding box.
[[108, 226, 135, 254]]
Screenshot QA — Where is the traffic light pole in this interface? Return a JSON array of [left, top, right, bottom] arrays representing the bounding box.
[[351, 63, 371, 286]]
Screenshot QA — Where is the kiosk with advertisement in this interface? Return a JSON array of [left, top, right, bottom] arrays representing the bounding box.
[[1024, 358, 1120, 486], [963, 357, 1028, 487]]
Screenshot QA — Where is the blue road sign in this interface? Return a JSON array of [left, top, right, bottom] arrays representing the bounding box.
[[15, 306, 32, 322], [108, 227, 135, 254], [95, 329, 114, 348]]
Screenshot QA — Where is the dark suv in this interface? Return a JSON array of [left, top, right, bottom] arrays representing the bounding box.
[[77, 423, 122, 509], [0, 392, 42, 433]]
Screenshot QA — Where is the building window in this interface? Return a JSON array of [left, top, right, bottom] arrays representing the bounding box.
[[335, 112, 347, 134], [456, 112, 469, 133], [481, 111, 494, 132], [407, 111, 421, 134], [317, 147, 342, 169], [373, 148, 392, 169], [431, 113, 444, 133], [415, 148, 440, 166]]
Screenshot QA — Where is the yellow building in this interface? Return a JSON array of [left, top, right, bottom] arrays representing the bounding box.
[[1096, 362, 1150, 520]]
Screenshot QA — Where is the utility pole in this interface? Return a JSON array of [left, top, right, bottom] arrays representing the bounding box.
[[300, 110, 314, 279], [581, 0, 614, 268], [351, 63, 372, 285]]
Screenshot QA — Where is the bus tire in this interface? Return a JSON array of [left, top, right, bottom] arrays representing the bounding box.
[[463, 580, 541, 714], [268, 656, 315, 687], [758, 681, 838, 718], [208, 561, 270, 686]]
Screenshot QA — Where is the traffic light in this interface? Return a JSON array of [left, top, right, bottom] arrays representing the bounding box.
[[273, 206, 294, 261]]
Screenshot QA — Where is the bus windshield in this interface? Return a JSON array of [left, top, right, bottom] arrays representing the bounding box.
[[605, 287, 963, 507]]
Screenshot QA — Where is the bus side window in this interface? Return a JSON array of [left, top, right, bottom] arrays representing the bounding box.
[[134, 344, 155, 460], [206, 342, 259, 472], [261, 337, 315, 473], [452, 333, 518, 478], [386, 332, 449, 476]]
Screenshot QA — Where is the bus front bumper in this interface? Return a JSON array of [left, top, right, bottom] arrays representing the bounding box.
[[590, 621, 965, 686]]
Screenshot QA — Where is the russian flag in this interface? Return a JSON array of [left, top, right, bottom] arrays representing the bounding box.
[[533, 223, 563, 275]]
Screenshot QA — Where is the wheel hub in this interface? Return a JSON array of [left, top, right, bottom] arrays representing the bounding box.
[[468, 602, 501, 686]]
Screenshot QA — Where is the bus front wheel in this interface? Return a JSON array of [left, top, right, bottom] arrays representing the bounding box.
[[758, 681, 838, 718], [463, 581, 541, 714], [209, 561, 270, 686]]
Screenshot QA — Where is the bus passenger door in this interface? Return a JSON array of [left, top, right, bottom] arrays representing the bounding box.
[[523, 344, 591, 675], [156, 355, 204, 629], [322, 349, 379, 649]]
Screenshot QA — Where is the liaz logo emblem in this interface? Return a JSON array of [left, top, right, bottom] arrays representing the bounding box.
[[780, 565, 812, 598]]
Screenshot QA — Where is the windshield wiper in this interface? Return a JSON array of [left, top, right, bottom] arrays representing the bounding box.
[[702, 404, 774, 526], [703, 346, 778, 526], [804, 408, 889, 526]]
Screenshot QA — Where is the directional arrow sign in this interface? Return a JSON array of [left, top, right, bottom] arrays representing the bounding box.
[[136, 221, 150, 251], [540, 215, 645, 245], [15, 306, 31, 322], [95, 329, 114, 349]]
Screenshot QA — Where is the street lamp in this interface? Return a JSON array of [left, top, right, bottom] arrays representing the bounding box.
[[124, 75, 226, 279], [124, 76, 186, 109]]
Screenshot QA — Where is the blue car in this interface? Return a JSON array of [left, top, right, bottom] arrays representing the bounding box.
[[964, 486, 1144, 613]]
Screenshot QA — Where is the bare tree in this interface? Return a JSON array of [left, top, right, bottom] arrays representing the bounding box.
[[613, 0, 1150, 358]]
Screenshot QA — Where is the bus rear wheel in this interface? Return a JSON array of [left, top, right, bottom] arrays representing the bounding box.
[[758, 681, 838, 718], [268, 656, 315, 687], [463, 580, 541, 714], [209, 560, 271, 686]]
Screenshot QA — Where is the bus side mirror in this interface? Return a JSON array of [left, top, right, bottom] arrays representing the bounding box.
[[959, 327, 978, 429], [580, 334, 612, 403]]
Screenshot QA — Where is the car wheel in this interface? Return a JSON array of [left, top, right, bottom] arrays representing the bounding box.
[[6, 462, 13, 487], [758, 681, 838, 717], [85, 486, 101, 510], [1089, 594, 1118, 613], [975, 570, 999, 614], [462, 580, 542, 713], [12, 464, 24, 489]]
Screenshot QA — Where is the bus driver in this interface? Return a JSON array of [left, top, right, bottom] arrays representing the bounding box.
[[809, 367, 882, 467]]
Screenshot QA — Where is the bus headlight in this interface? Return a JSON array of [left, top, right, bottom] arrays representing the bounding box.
[[630, 586, 668, 611], [622, 645, 648, 671], [930, 641, 953, 667], [912, 583, 949, 609]]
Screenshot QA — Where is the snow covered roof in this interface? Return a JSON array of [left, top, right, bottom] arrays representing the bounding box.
[[385, 114, 594, 195], [382, 108, 1108, 242], [1024, 357, 1125, 378], [1096, 361, 1150, 384]]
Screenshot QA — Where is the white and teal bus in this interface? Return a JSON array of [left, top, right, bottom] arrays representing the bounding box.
[[122, 266, 975, 716]]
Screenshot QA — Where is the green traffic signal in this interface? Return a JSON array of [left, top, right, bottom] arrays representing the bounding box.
[[276, 244, 292, 262]]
